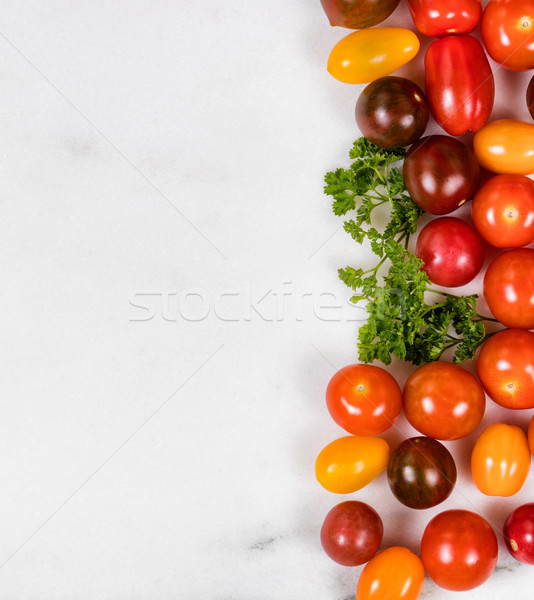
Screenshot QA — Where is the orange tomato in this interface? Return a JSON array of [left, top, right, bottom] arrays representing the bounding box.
[[356, 546, 425, 600], [471, 423, 531, 496], [473, 119, 534, 174], [315, 435, 389, 494]]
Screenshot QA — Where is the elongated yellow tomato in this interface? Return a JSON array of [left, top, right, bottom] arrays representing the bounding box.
[[356, 546, 425, 600], [473, 119, 534, 174], [315, 435, 389, 494], [471, 423, 531, 497], [327, 28, 420, 84]]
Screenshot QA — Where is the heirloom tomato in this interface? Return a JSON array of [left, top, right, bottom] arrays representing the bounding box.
[[528, 75, 534, 120], [483, 248, 534, 328], [327, 28, 420, 84], [421, 510, 498, 591], [407, 0, 482, 37], [320, 0, 401, 29], [504, 503, 534, 564], [424, 35, 494, 136]]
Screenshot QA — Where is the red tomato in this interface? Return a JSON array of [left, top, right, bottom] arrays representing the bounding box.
[[326, 364, 402, 436], [476, 329, 534, 409], [504, 503, 534, 564], [415, 217, 484, 287], [471, 174, 534, 248], [407, 0, 482, 37], [424, 35, 494, 136], [481, 0, 534, 71], [421, 510, 498, 591], [483, 248, 534, 328], [402, 361, 485, 440]]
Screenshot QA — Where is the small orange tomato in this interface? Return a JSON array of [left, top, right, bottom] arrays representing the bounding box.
[[473, 119, 534, 175], [327, 28, 420, 84], [315, 435, 389, 494], [471, 423, 531, 496], [356, 546, 425, 600]]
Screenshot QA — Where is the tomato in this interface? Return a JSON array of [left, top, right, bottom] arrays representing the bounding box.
[[402, 362, 485, 440], [356, 546, 425, 600], [528, 75, 534, 120], [320, 0, 401, 29], [421, 510, 498, 591], [424, 35, 494, 136], [387, 437, 456, 509], [473, 119, 534, 175], [415, 217, 484, 287], [320, 501, 383, 566], [504, 503, 534, 564], [481, 0, 534, 71], [483, 248, 534, 329], [315, 435, 390, 494], [327, 28, 420, 84], [471, 423, 531, 496], [403, 135, 480, 215], [471, 174, 534, 248], [476, 329, 534, 409], [355, 76, 429, 149], [326, 364, 402, 436], [407, 0, 482, 37]]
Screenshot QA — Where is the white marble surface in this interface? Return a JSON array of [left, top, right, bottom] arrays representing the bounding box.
[[2, 0, 534, 598]]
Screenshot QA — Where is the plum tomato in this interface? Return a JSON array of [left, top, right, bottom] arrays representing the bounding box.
[[528, 75, 534, 120], [504, 503, 534, 564], [415, 217, 484, 287], [355, 76, 429, 149], [315, 435, 390, 494], [421, 510, 498, 591], [320, 0, 401, 29], [320, 501, 383, 566], [483, 248, 534, 328], [356, 546, 425, 600], [387, 437, 456, 509], [471, 174, 534, 248], [326, 364, 402, 436], [407, 0, 482, 37], [402, 362, 485, 440], [403, 135, 480, 214], [476, 329, 534, 409]]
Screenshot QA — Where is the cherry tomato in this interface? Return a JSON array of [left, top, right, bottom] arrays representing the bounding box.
[[473, 119, 534, 175], [387, 437, 456, 509], [356, 546, 425, 600], [528, 75, 534, 120], [402, 362, 485, 440], [424, 35, 494, 136], [403, 135, 480, 214], [326, 364, 402, 436], [483, 248, 534, 329], [504, 503, 534, 564], [320, 0, 401, 29], [320, 501, 383, 566], [476, 329, 534, 409], [415, 217, 484, 287], [407, 0, 482, 37], [471, 423, 531, 497], [355, 76, 429, 149], [327, 28, 420, 84], [421, 510, 498, 591], [481, 0, 534, 71], [315, 435, 390, 494], [471, 174, 534, 248]]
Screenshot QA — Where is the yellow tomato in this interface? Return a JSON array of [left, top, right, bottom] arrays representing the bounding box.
[[471, 423, 531, 497], [327, 28, 420, 84], [315, 435, 389, 494], [356, 546, 425, 600], [473, 119, 534, 175]]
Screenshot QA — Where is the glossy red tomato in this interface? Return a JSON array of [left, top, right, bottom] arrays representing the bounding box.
[[326, 364, 402, 436], [421, 510, 498, 591], [415, 217, 484, 287], [320, 0, 401, 29], [407, 0, 482, 37], [483, 248, 534, 328], [402, 361, 485, 440], [504, 504, 534, 564]]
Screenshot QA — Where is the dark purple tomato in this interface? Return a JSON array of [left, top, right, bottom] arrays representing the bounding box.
[[528, 75, 534, 120], [415, 217, 485, 287], [356, 76, 430, 148], [387, 437, 457, 509], [503, 503, 534, 564], [320, 0, 401, 29], [320, 501, 383, 566], [403, 135, 481, 215]]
